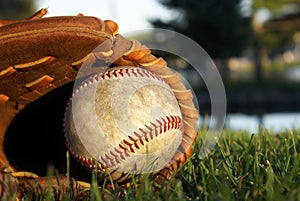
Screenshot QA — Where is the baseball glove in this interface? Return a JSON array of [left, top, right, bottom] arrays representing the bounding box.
[[0, 8, 198, 199]]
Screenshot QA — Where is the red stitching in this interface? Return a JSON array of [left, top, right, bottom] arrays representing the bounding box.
[[106, 71, 111, 79], [67, 67, 166, 118], [131, 68, 138, 77], [71, 67, 165, 101], [65, 67, 179, 171], [94, 74, 99, 82], [142, 70, 150, 78], [123, 139, 135, 153], [157, 119, 163, 134], [145, 124, 153, 139], [106, 153, 116, 167], [112, 69, 118, 77], [100, 162, 106, 169], [134, 132, 144, 146], [133, 131, 142, 138], [114, 147, 125, 160], [118, 68, 123, 77], [150, 122, 158, 137], [67, 115, 181, 171], [151, 70, 161, 80], [139, 128, 148, 142], [125, 68, 130, 77], [160, 118, 167, 132], [119, 144, 130, 157], [136, 68, 144, 77], [98, 115, 181, 169], [128, 136, 139, 149], [101, 73, 105, 80]]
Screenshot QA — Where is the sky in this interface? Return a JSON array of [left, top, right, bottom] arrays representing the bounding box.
[[36, 0, 172, 34]]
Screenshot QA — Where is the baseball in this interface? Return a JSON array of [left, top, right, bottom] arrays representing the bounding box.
[[63, 66, 183, 182]]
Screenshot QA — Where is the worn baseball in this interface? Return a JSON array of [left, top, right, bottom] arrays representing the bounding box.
[[63, 66, 183, 182]]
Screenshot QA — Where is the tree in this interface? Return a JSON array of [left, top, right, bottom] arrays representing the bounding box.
[[252, 0, 300, 48], [252, 0, 298, 11], [151, 0, 253, 61], [0, 0, 35, 19], [251, 0, 300, 80]]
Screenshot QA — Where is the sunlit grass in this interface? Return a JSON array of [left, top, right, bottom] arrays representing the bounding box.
[[182, 128, 300, 201], [10, 128, 300, 201]]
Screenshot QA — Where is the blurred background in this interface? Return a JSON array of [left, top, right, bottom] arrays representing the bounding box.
[[1, 0, 300, 133]]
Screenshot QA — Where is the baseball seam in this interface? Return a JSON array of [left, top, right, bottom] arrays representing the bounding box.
[[70, 67, 164, 98], [65, 67, 182, 171], [68, 114, 181, 171]]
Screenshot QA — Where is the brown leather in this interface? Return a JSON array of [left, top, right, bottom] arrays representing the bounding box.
[[0, 8, 198, 190], [0, 171, 89, 200], [0, 16, 113, 104], [0, 101, 20, 169]]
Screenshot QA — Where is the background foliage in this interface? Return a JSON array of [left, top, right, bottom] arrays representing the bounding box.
[[0, 0, 35, 19]]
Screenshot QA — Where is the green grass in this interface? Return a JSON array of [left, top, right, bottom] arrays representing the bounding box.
[[13, 129, 300, 200], [186, 128, 300, 201]]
